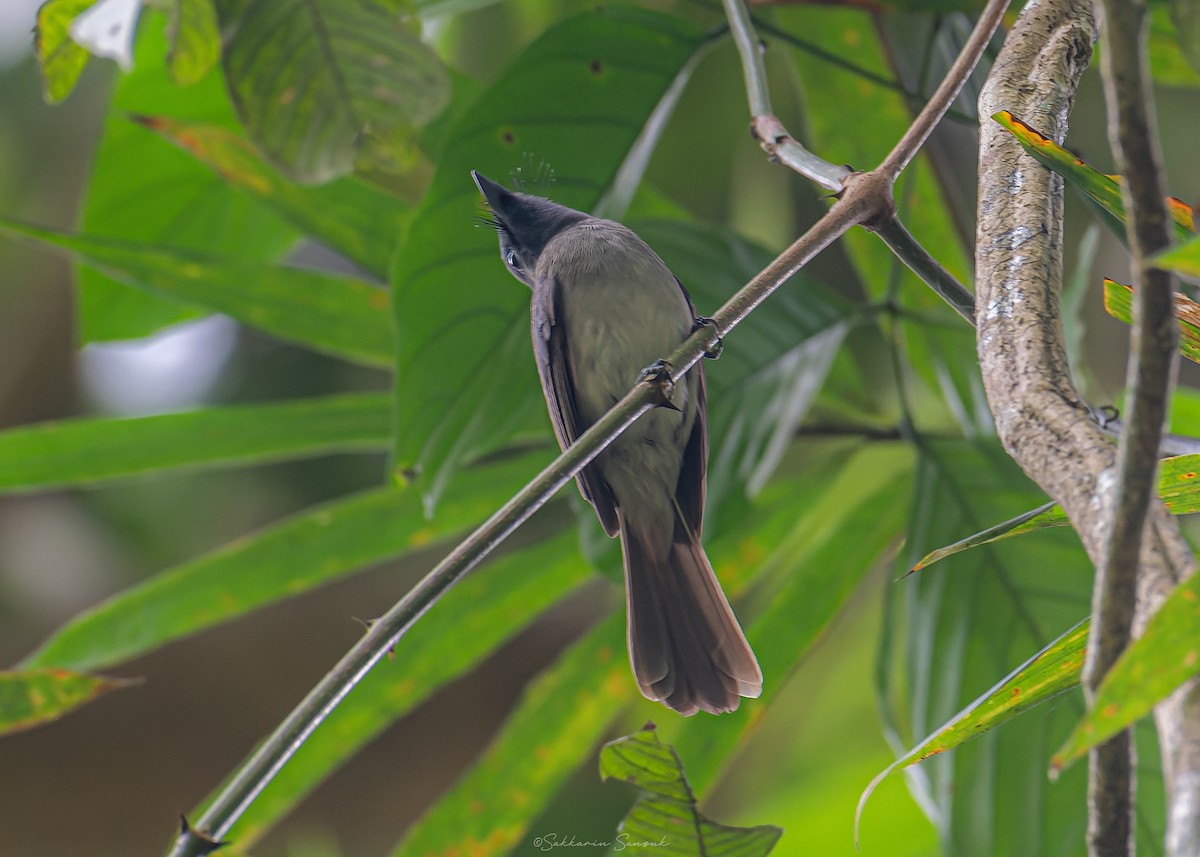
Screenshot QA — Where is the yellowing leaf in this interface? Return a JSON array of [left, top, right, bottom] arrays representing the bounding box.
[[1104, 279, 1200, 365], [994, 111, 1195, 241]]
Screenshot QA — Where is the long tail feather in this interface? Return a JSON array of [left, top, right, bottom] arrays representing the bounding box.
[[621, 513, 762, 716]]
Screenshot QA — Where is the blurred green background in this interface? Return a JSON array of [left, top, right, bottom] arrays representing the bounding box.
[[1, 2, 1198, 856]]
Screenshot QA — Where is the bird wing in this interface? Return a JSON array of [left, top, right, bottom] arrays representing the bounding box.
[[531, 273, 620, 537], [672, 277, 708, 540]]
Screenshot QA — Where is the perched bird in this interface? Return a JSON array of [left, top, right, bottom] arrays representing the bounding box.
[[472, 171, 762, 715]]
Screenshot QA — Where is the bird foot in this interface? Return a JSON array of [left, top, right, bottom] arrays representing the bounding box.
[[693, 316, 724, 360], [638, 359, 679, 410]]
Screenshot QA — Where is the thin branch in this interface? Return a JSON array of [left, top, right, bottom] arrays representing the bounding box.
[[721, 0, 850, 190], [874, 217, 975, 323], [877, 0, 1008, 181], [1086, 2, 1182, 854]]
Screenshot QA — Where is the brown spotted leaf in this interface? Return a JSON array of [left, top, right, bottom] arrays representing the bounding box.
[[0, 668, 138, 735]]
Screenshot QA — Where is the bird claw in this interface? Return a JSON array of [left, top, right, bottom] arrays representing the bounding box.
[[1088, 403, 1120, 429], [693, 316, 723, 360], [639, 359, 679, 410]]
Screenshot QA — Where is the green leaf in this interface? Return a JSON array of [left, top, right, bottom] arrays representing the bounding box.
[[78, 11, 297, 342], [0, 669, 138, 735], [223, 531, 592, 846], [859, 620, 1088, 834], [1052, 571, 1200, 773], [600, 727, 782, 857], [35, 0, 95, 103], [1154, 232, 1200, 278], [389, 6, 706, 507], [0, 393, 390, 493], [221, 0, 450, 183], [129, 115, 406, 278], [393, 614, 634, 857], [994, 111, 1196, 242], [911, 501, 1061, 571], [22, 450, 548, 671], [0, 218, 393, 367], [167, 0, 220, 85]]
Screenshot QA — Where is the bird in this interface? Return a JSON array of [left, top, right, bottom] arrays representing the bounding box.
[[472, 171, 762, 715]]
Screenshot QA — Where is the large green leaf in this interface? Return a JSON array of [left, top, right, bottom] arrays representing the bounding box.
[[130, 116, 406, 280], [0, 669, 137, 735], [599, 727, 782, 857], [221, 531, 591, 846], [0, 218, 392, 367], [1052, 570, 1200, 773], [877, 440, 1100, 857], [0, 393, 390, 492], [22, 451, 548, 672], [389, 6, 707, 506], [221, 0, 450, 183], [78, 10, 297, 342], [393, 613, 633, 857]]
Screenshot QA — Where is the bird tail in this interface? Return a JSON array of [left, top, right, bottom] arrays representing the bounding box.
[[620, 512, 763, 716]]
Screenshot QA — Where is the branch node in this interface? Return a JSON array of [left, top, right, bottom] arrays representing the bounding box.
[[840, 169, 897, 232]]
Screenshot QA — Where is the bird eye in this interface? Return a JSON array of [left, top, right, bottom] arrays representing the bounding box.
[[505, 249, 521, 271]]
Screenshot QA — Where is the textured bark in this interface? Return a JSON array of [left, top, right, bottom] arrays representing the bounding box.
[[975, 0, 1200, 853]]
